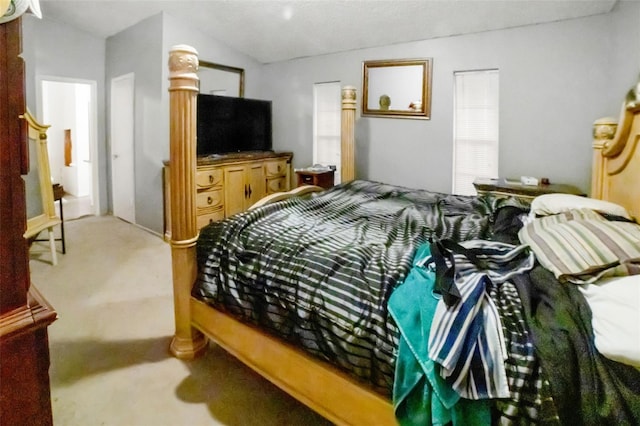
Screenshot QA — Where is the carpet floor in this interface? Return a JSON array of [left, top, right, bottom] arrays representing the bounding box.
[[29, 215, 331, 426]]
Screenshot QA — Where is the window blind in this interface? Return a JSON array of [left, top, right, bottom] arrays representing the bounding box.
[[313, 82, 341, 183], [452, 70, 499, 195]]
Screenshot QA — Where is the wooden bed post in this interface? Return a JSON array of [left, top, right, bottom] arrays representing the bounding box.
[[592, 115, 618, 199], [168, 45, 207, 359], [341, 86, 356, 182], [592, 92, 640, 220]]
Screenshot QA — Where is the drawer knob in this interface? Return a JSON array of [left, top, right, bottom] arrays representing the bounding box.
[[209, 175, 214, 183], [207, 196, 213, 205]]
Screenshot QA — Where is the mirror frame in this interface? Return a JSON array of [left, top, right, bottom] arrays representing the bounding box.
[[362, 58, 433, 119], [21, 110, 60, 239], [199, 60, 245, 97]]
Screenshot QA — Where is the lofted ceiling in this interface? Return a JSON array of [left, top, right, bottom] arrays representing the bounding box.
[[38, 0, 618, 64]]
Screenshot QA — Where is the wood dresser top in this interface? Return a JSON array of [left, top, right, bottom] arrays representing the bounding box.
[[473, 178, 586, 197]]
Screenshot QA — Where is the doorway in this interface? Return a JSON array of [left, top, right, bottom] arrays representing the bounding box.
[[40, 78, 99, 220]]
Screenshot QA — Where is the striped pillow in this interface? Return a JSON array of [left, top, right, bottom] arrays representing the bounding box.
[[518, 209, 640, 284]]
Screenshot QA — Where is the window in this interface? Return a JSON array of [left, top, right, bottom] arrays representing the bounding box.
[[313, 82, 341, 183], [452, 70, 499, 195]]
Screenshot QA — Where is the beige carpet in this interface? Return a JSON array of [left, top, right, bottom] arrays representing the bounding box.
[[29, 215, 331, 426]]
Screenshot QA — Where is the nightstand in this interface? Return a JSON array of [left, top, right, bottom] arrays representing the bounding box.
[[296, 169, 335, 189], [473, 178, 585, 201]]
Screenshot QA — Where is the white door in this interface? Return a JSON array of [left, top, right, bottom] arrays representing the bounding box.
[[110, 73, 136, 223]]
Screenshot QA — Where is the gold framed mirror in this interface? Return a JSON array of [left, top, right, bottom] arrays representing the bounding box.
[[21, 110, 61, 264], [362, 58, 433, 119], [199, 60, 245, 97]]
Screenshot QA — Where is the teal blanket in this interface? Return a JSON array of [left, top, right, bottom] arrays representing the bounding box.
[[388, 243, 490, 425]]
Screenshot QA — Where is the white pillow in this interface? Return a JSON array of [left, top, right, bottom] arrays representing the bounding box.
[[579, 275, 640, 368], [530, 193, 631, 219]]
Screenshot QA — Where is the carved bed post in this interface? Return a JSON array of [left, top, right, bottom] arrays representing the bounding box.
[[168, 45, 207, 359], [591, 87, 640, 220], [592, 116, 617, 199], [341, 86, 356, 182]]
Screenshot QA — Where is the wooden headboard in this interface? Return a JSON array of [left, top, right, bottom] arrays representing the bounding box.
[[592, 91, 640, 220]]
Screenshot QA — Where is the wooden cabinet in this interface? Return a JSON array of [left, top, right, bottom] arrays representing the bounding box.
[[223, 162, 265, 218], [164, 152, 292, 238], [195, 167, 224, 229], [265, 158, 289, 194], [1, 18, 56, 426]]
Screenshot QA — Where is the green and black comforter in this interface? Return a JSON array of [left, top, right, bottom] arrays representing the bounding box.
[[193, 180, 521, 394]]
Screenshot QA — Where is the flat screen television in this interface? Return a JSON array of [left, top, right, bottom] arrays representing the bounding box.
[[196, 94, 273, 157]]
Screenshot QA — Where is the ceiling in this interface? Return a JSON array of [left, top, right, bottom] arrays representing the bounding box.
[[38, 0, 618, 63]]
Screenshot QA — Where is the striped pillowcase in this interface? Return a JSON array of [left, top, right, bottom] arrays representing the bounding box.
[[518, 209, 640, 284]]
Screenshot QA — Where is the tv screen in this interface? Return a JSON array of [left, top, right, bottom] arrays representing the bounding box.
[[197, 94, 273, 157]]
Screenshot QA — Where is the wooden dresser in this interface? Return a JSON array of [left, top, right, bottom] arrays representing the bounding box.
[[473, 178, 586, 201], [0, 18, 57, 426], [164, 151, 292, 240]]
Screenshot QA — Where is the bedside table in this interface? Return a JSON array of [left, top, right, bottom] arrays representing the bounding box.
[[296, 169, 335, 189], [473, 178, 585, 201]]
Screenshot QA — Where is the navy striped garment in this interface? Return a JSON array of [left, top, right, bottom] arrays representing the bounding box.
[[427, 240, 535, 400]]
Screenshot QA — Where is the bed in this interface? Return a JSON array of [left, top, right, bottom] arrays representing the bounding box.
[[167, 44, 640, 425]]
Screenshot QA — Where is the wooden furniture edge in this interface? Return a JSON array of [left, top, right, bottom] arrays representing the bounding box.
[[168, 45, 207, 359], [163, 151, 294, 242], [0, 285, 57, 340], [21, 110, 61, 238], [592, 97, 640, 220], [341, 85, 356, 182], [190, 298, 396, 426], [21, 110, 61, 265], [196, 151, 293, 167], [248, 185, 324, 210]]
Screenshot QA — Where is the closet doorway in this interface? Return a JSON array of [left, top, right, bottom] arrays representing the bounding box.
[[39, 77, 99, 220]]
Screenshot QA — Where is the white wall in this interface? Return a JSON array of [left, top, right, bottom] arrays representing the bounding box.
[[22, 15, 107, 212], [100, 11, 264, 233], [261, 1, 640, 194], [106, 13, 164, 231], [162, 13, 264, 99], [609, 0, 640, 100], [103, 12, 264, 233]]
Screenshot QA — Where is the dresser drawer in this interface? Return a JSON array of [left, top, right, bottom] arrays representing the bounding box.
[[197, 208, 225, 229], [196, 189, 223, 210], [265, 160, 287, 178], [266, 177, 287, 194], [196, 168, 223, 189]]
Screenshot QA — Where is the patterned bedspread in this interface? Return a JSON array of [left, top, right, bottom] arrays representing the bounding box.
[[193, 180, 525, 394]]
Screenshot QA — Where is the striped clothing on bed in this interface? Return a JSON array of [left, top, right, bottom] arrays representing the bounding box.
[[427, 240, 535, 400]]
